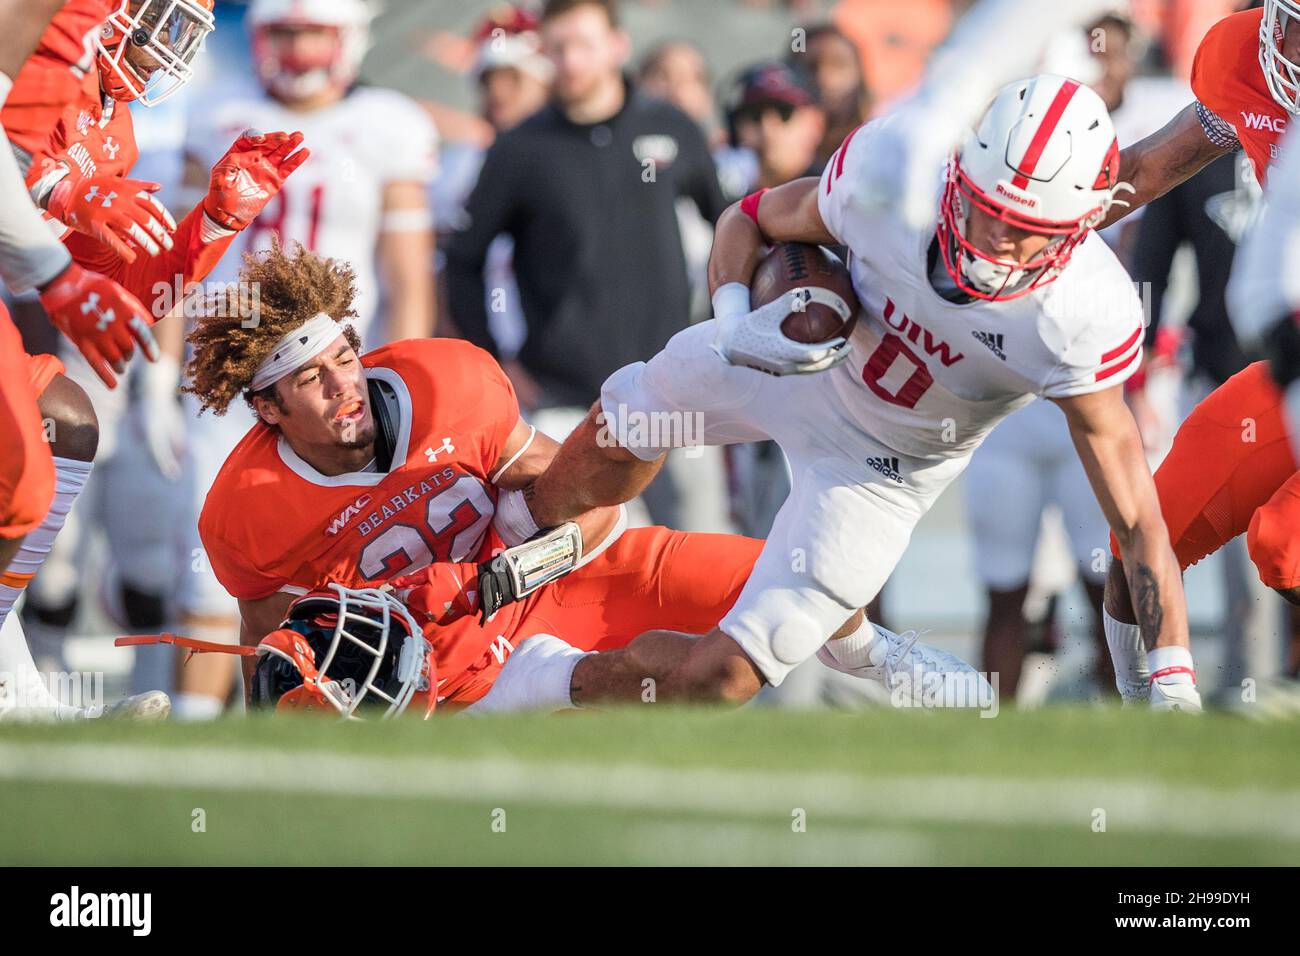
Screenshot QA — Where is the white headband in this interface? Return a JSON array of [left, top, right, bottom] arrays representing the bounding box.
[[250, 313, 344, 392]]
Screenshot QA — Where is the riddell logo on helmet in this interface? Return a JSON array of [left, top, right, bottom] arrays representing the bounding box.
[[994, 182, 1038, 209]]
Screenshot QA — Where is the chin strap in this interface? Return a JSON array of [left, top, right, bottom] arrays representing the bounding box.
[[115, 633, 258, 664]]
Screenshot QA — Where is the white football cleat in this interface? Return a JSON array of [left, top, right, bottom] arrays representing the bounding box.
[[1149, 678, 1202, 713], [817, 625, 995, 709], [84, 690, 172, 721]]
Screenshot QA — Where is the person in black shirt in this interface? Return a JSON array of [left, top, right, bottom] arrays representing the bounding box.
[[445, 0, 727, 413]]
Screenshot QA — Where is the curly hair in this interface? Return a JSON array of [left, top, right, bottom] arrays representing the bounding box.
[[183, 238, 362, 417]]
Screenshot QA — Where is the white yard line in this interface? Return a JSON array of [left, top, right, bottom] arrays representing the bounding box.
[[0, 739, 1294, 841]]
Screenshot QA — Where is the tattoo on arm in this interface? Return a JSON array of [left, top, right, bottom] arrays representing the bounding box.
[[1131, 562, 1163, 648]]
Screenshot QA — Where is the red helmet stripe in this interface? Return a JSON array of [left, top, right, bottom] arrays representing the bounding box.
[[1010, 79, 1081, 190]]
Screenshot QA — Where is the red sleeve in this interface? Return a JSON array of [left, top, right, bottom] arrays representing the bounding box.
[[63, 205, 238, 309], [198, 483, 288, 602], [470, 345, 520, 476]]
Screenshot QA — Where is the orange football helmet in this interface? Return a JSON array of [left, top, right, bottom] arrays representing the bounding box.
[[96, 0, 216, 107], [117, 583, 437, 720]]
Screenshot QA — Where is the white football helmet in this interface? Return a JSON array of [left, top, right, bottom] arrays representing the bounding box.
[[1261, 0, 1300, 114], [247, 0, 373, 101], [96, 0, 216, 107], [938, 74, 1128, 301]]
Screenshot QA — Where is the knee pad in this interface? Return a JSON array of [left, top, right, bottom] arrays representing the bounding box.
[[37, 375, 99, 463], [121, 582, 167, 631], [1247, 506, 1300, 592], [22, 593, 78, 629]]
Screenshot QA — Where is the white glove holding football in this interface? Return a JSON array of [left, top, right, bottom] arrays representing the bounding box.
[[131, 354, 186, 481], [711, 284, 851, 377]]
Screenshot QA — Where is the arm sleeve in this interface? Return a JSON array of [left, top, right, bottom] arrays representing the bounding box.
[[1127, 184, 1184, 345], [816, 117, 879, 245], [443, 139, 519, 356], [379, 95, 440, 186], [61, 202, 237, 303], [482, 352, 520, 472], [0, 72, 71, 293], [198, 505, 286, 603], [1042, 279, 1146, 398], [677, 117, 727, 224]]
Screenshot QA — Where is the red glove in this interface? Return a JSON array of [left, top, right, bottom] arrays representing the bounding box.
[[203, 130, 311, 231], [46, 174, 176, 264], [38, 262, 158, 389], [391, 562, 482, 627]]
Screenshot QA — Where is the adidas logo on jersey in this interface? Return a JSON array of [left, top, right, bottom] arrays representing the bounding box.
[[865, 456, 905, 484], [972, 330, 1007, 360]]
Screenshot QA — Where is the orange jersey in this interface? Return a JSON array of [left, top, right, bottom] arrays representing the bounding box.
[[2, 0, 137, 187], [1110, 362, 1300, 590], [1191, 8, 1289, 185], [200, 338, 521, 689], [0, 304, 56, 540]]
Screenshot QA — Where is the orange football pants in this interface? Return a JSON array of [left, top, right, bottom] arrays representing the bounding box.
[[0, 302, 59, 540], [1110, 361, 1300, 590], [446, 526, 763, 705]]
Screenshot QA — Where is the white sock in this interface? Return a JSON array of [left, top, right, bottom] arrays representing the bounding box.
[[1103, 609, 1150, 701], [173, 693, 224, 721], [825, 617, 887, 670], [0, 609, 82, 721], [0, 456, 91, 631], [1148, 645, 1196, 687], [171, 620, 240, 720]]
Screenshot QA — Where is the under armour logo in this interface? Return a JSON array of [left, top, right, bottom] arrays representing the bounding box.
[[84, 185, 116, 208], [103, 137, 120, 160], [425, 438, 455, 462], [80, 293, 116, 330]]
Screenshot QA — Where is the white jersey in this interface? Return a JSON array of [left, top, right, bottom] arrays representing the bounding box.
[[184, 86, 438, 344], [816, 113, 1145, 461]]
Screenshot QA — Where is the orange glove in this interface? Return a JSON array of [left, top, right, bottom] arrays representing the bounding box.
[[203, 130, 311, 231], [38, 262, 158, 389], [391, 561, 483, 627], [46, 174, 176, 263]]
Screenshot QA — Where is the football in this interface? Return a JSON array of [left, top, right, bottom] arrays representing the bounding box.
[[749, 241, 860, 343]]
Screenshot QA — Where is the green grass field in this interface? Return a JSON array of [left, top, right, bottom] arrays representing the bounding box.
[[0, 707, 1295, 865]]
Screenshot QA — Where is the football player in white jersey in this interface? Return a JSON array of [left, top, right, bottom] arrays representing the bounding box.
[[159, 0, 438, 719], [503, 68, 1200, 712]]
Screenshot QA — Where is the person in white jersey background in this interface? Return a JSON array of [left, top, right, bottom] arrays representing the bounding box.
[[507, 63, 1201, 711]]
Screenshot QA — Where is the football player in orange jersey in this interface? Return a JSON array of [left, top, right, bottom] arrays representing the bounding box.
[[186, 242, 766, 712], [2, 0, 308, 704], [0, 0, 181, 720], [1095, 2, 1300, 702], [4, 0, 310, 326], [1101, 1, 1297, 221]]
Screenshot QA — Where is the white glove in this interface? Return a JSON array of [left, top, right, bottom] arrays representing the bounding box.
[[131, 354, 186, 480], [711, 285, 851, 377]]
